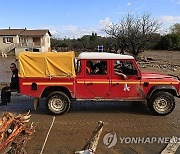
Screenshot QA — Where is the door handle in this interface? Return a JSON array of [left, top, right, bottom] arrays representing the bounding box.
[[112, 83, 119, 86], [85, 82, 93, 86]]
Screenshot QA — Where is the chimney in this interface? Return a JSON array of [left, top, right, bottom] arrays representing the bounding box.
[[9, 26, 11, 29]]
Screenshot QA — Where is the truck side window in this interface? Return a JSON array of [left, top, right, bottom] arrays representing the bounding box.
[[114, 60, 124, 74], [122, 61, 137, 75], [86, 60, 107, 75], [114, 60, 137, 75]]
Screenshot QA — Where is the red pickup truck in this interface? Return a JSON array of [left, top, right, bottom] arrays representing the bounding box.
[[18, 51, 180, 116]]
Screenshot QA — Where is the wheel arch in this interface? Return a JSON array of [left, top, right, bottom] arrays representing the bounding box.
[[147, 85, 178, 99], [41, 86, 73, 99]]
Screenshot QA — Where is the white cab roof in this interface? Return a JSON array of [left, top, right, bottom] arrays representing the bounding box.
[[78, 52, 134, 60]]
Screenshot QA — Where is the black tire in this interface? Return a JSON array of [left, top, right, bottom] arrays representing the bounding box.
[[147, 91, 175, 116], [46, 91, 71, 115]]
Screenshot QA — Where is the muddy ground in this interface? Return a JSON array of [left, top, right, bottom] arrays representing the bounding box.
[[0, 50, 180, 154], [139, 50, 180, 77]]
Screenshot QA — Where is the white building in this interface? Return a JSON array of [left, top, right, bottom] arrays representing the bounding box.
[[0, 28, 51, 57]]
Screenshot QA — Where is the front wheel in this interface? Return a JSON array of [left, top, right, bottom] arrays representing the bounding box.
[[46, 91, 71, 115], [147, 91, 175, 116]]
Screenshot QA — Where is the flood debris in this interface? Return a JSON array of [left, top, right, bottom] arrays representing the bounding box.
[[138, 57, 180, 72], [75, 121, 104, 154], [0, 111, 35, 154]]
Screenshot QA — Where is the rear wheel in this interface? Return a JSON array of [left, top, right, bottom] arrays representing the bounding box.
[[147, 91, 175, 116], [46, 91, 71, 115]]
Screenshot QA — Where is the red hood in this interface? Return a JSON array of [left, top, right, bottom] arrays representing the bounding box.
[[141, 72, 177, 80]]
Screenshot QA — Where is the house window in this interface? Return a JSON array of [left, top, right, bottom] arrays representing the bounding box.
[[3, 37, 13, 43]]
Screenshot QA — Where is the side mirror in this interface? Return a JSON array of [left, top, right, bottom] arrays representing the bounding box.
[[133, 69, 138, 75]]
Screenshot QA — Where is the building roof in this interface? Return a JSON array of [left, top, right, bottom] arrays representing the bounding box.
[[19, 30, 51, 36], [0, 29, 24, 36], [0, 29, 51, 36], [78, 52, 134, 60]]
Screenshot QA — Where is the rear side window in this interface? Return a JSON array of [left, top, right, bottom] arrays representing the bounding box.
[[86, 60, 107, 75], [76, 60, 81, 74]]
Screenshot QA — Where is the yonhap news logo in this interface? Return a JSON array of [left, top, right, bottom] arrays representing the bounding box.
[[103, 133, 180, 148], [103, 133, 118, 148]]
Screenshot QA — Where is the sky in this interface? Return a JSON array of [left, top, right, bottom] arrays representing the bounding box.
[[0, 0, 179, 38]]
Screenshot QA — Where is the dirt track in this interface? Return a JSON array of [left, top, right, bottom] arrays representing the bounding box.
[[0, 50, 180, 154]]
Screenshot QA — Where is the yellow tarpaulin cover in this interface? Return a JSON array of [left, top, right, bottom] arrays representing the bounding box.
[[18, 51, 76, 78]]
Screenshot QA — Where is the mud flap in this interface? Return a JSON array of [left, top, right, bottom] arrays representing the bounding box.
[[34, 97, 39, 110]]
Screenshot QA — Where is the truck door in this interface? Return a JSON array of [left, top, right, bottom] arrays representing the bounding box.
[[110, 60, 141, 99], [76, 60, 110, 99]]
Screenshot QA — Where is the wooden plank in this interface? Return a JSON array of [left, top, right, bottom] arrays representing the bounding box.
[[161, 136, 180, 154], [81, 121, 104, 151], [75, 121, 104, 154]]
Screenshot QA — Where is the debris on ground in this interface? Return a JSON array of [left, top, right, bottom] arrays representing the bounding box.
[[137, 57, 180, 72], [0, 111, 35, 154]]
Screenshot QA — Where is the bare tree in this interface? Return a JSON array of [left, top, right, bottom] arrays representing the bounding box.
[[170, 23, 180, 34], [105, 13, 162, 58]]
